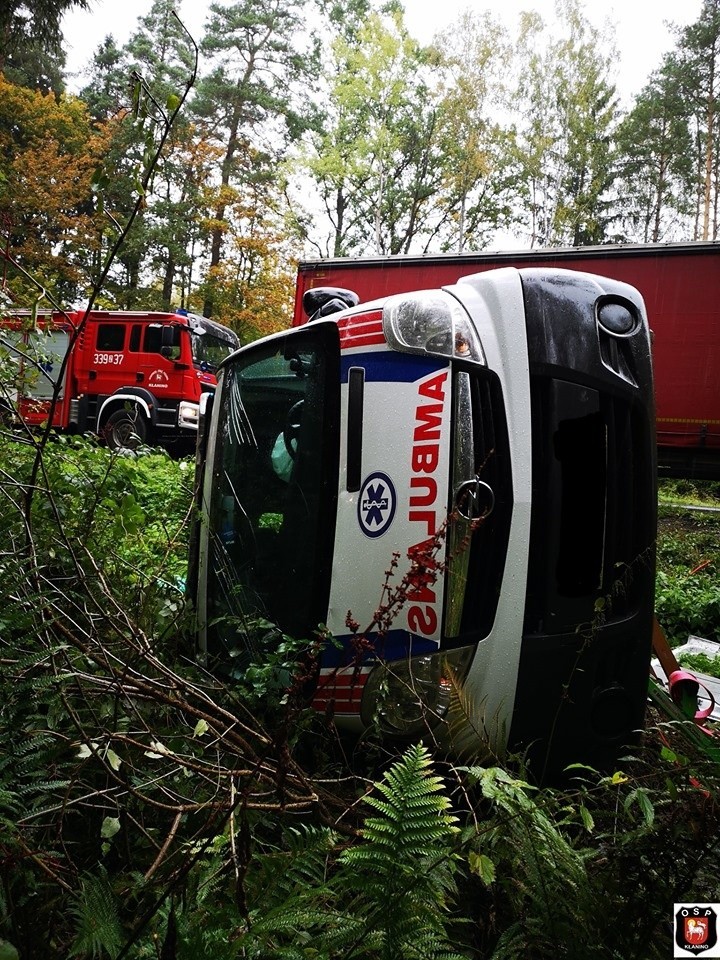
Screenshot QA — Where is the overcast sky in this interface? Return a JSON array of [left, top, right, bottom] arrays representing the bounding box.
[[62, 0, 703, 103]]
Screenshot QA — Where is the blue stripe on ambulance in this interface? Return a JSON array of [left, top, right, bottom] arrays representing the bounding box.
[[340, 352, 446, 384], [319, 630, 441, 669]]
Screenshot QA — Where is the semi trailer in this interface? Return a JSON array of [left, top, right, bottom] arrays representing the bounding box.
[[295, 242, 720, 479]]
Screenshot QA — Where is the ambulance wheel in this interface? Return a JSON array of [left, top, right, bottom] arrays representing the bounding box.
[[104, 408, 148, 450]]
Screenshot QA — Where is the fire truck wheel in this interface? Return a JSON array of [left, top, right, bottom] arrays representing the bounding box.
[[104, 408, 148, 450]]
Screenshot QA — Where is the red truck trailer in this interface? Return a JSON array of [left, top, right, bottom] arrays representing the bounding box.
[[295, 242, 720, 478], [0, 308, 239, 450]]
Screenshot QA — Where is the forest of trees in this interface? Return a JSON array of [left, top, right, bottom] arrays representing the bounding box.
[[3, 5, 720, 958], [2, 0, 720, 341]]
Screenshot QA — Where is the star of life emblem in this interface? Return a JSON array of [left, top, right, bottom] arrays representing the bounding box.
[[358, 472, 396, 539]]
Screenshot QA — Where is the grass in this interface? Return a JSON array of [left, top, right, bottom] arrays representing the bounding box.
[[658, 477, 720, 507], [656, 479, 720, 647]]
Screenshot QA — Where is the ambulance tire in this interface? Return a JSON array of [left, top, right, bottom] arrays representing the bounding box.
[[104, 408, 149, 451]]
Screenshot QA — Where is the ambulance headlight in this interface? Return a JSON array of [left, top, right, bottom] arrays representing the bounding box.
[[361, 648, 474, 737], [383, 292, 485, 364]]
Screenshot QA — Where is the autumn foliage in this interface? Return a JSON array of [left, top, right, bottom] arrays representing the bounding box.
[[0, 75, 112, 302]]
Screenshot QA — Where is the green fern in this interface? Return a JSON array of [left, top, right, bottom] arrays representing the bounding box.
[[344, 743, 459, 862], [445, 667, 501, 764], [250, 824, 336, 902], [162, 823, 338, 959], [332, 743, 464, 960], [464, 765, 599, 958], [221, 748, 466, 960], [15, 779, 71, 802], [68, 870, 124, 960]]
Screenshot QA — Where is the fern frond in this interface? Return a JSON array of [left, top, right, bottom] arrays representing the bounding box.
[[346, 744, 458, 856], [249, 823, 337, 908], [445, 668, 501, 764], [464, 765, 599, 955], [68, 870, 124, 960], [331, 744, 461, 960], [0, 734, 56, 764], [16, 778, 71, 797]]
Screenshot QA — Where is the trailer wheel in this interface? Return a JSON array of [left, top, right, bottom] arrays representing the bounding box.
[[104, 408, 148, 451]]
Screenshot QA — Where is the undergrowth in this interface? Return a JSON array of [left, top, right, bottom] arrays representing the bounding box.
[[656, 498, 720, 645], [0, 433, 719, 959]]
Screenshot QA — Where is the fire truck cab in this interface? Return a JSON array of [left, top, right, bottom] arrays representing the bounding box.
[[193, 267, 656, 778], [0, 309, 239, 450]]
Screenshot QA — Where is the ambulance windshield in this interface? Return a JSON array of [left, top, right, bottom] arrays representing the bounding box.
[[203, 325, 339, 665]]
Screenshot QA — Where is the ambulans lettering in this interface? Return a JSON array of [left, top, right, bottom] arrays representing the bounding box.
[[408, 371, 447, 537], [406, 537, 441, 637], [417, 373, 447, 402], [409, 476, 437, 506], [414, 404, 443, 442], [406, 371, 448, 639], [408, 605, 437, 635], [411, 446, 440, 474]]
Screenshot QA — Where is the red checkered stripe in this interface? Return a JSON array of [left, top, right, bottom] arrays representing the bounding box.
[[311, 665, 372, 714], [337, 312, 385, 351]]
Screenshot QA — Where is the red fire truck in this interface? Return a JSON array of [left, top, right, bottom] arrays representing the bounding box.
[[0, 308, 239, 450], [192, 265, 656, 778], [295, 241, 720, 478]]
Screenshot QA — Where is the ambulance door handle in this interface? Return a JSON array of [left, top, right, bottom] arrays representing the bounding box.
[[136, 372, 144, 383], [454, 478, 494, 522], [346, 366, 365, 492]]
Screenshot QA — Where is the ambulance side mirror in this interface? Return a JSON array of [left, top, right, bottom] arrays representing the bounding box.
[[303, 287, 359, 322]]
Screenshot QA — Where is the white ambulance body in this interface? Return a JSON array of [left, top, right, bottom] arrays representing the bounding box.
[[194, 267, 656, 779]]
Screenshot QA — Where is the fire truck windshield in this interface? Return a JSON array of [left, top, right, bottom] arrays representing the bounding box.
[[201, 325, 340, 667], [191, 330, 236, 370]]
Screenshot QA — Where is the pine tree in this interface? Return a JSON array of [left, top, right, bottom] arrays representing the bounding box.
[[615, 68, 694, 241], [77, 0, 201, 308], [511, 0, 620, 247], [669, 0, 720, 240], [197, 0, 321, 317], [2, 0, 96, 94]]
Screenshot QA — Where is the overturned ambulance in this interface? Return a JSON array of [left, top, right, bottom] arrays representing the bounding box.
[[191, 267, 656, 778]]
